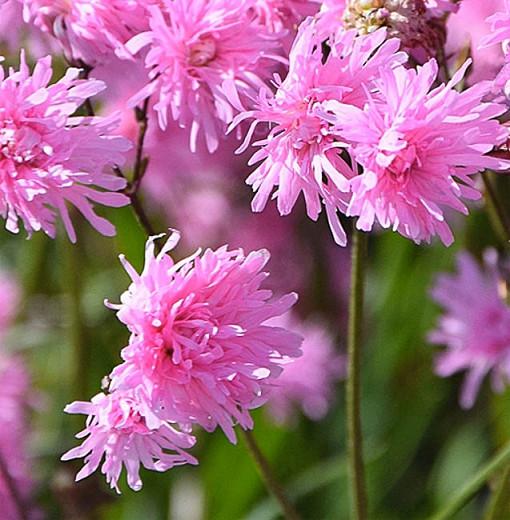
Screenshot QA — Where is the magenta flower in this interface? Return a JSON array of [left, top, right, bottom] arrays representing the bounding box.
[[62, 388, 197, 493], [107, 232, 302, 443], [429, 250, 510, 408], [266, 312, 345, 424], [232, 22, 405, 245], [20, 0, 151, 64], [321, 60, 509, 245], [0, 52, 130, 242], [126, 0, 281, 153]]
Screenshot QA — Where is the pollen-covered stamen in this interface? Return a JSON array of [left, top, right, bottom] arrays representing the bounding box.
[[188, 36, 217, 67]]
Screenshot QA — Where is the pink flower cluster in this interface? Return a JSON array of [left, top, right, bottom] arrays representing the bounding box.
[[0, 53, 130, 242], [235, 15, 509, 246], [63, 231, 302, 491], [429, 251, 510, 408]]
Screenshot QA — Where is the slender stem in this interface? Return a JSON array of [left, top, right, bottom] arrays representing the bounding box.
[[482, 172, 510, 246], [484, 465, 510, 520], [0, 449, 28, 520], [429, 441, 510, 520], [241, 429, 301, 520], [347, 228, 368, 520]]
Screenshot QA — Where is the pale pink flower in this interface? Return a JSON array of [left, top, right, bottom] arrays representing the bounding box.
[[62, 388, 197, 493], [0, 353, 38, 519], [108, 232, 302, 443], [232, 22, 405, 245], [0, 52, 130, 242], [20, 0, 152, 64], [480, 0, 510, 49], [429, 250, 510, 408], [321, 59, 509, 246], [250, 0, 319, 33], [126, 0, 282, 152], [266, 312, 345, 423]]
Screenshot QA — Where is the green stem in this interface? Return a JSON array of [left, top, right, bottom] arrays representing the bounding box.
[[484, 464, 510, 520], [347, 228, 369, 520], [482, 172, 510, 246], [241, 429, 301, 520], [429, 441, 510, 520]]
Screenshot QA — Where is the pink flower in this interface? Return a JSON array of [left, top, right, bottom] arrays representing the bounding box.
[[266, 312, 345, 424], [108, 232, 302, 443], [0, 52, 130, 242], [321, 59, 509, 245], [429, 250, 510, 408], [250, 0, 320, 33], [62, 388, 197, 493], [20, 0, 152, 64], [126, 0, 282, 152], [0, 353, 38, 519], [232, 22, 405, 245], [480, 0, 510, 49]]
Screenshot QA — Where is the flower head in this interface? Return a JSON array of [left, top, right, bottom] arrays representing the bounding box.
[[266, 312, 345, 423], [321, 59, 509, 245], [108, 232, 302, 443], [20, 0, 151, 64], [127, 0, 281, 153], [232, 21, 405, 245], [429, 250, 510, 408], [62, 388, 197, 493], [0, 52, 130, 242]]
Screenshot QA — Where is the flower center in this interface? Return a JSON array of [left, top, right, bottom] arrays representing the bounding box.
[[188, 36, 217, 67], [0, 120, 48, 165]]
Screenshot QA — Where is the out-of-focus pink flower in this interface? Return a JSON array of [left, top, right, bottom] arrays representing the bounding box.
[[446, 0, 506, 85], [0, 353, 38, 519], [266, 312, 345, 423], [321, 59, 509, 246], [108, 232, 302, 444], [480, 0, 510, 49], [232, 21, 405, 246], [425, 0, 459, 17], [0, 52, 130, 242], [250, 0, 319, 32], [127, 0, 282, 153], [62, 388, 197, 493], [429, 250, 510, 408], [20, 0, 151, 64]]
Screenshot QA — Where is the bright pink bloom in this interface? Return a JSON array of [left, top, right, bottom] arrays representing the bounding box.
[[429, 251, 510, 408], [62, 388, 197, 493], [321, 60, 509, 245], [266, 312, 345, 423], [20, 0, 151, 64], [232, 22, 405, 245], [0, 52, 130, 242], [126, 0, 281, 153], [108, 232, 302, 443]]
